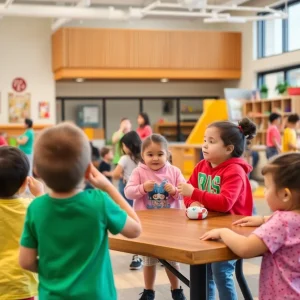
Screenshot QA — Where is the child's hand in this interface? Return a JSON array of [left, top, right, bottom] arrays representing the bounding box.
[[233, 216, 264, 227], [177, 183, 194, 197], [88, 164, 112, 191], [143, 180, 156, 192], [28, 176, 44, 197], [200, 229, 223, 241], [164, 183, 176, 195]]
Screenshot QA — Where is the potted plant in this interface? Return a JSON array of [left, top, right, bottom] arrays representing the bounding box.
[[288, 86, 300, 96], [260, 84, 268, 99], [275, 81, 289, 95]]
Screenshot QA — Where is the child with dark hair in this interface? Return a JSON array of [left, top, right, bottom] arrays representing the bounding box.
[[0, 146, 41, 300], [282, 113, 300, 152], [125, 134, 186, 300], [137, 112, 152, 140], [266, 112, 281, 159], [179, 117, 256, 300], [19, 122, 141, 299], [201, 152, 300, 300], [99, 146, 113, 181]]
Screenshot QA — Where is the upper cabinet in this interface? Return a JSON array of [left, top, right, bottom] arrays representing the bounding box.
[[52, 28, 241, 80]]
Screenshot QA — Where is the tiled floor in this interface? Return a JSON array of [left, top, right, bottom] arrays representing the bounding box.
[[112, 198, 269, 300]]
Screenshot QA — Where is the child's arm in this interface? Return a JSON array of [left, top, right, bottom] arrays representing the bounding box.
[[200, 229, 268, 258], [233, 216, 270, 227], [28, 176, 45, 197], [112, 164, 123, 179], [19, 247, 38, 273], [165, 168, 186, 201], [112, 130, 123, 144]]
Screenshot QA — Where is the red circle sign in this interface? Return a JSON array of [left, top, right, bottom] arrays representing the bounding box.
[[12, 78, 27, 93]]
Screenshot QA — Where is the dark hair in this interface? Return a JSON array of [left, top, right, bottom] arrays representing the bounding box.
[[138, 113, 150, 127], [25, 118, 33, 128], [120, 131, 142, 164], [90, 142, 100, 161], [34, 122, 91, 193], [208, 118, 256, 158], [141, 134, 172, 162], [269, 113, 281, 123], [0, 146, 29, 197], [288, 114, 300, 124], [262, 153, 300, 194], [100, 147, 111, 158]]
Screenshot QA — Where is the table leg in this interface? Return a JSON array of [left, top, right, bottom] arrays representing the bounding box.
[[235, 259, 253, 300], [190, 264, 208, 300]]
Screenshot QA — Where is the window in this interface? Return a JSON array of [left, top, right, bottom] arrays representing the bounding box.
[[287, 68, 300, 86], [288, 2, 300, 51], [257, 0, 300, 58], [263, 72, 284, 98]]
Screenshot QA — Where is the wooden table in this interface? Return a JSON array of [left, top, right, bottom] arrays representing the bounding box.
[[109, 209, 255, 300]]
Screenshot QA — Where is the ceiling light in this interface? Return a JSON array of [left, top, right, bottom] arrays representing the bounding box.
[[75, 78, 85, 83], [160, 78, 169, 83]]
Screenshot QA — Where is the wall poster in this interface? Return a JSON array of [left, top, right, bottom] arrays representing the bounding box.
[[39, 101, 50, 119], [8, 93, 31, 123]]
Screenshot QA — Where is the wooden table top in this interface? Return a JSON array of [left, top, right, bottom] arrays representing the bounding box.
[[109, 209, 256, 265]]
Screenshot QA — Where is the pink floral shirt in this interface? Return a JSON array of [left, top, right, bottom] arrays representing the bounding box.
[[253, 211, 300, 300]]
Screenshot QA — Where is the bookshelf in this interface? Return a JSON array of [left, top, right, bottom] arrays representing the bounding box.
[[153, 122, 196, 141], [243, 96, 300, 145]]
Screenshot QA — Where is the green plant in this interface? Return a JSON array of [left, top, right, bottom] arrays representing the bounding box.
[[275, 81, 289, 94], [260, 84, 268, 93]]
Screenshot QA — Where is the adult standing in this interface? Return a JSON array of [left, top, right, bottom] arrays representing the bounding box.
[[17, 118, 34, 175], [136, 112, 152, 140]]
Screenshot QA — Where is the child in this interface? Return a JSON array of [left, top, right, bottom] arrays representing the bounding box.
[[0, 131, 8, 146], [137, 112, 152, 140], [200, 153, 300, 300], [19, 122, 141, 300], [178, 118, 256, 300], [282, 114, 300, 152], [112, 117, 132, 165], [99, 146, 113, 182], [113, 131, 143, 270], [0, 146, 41, 300], [125, 134, 186, 300], [266, 112, 281, 159]]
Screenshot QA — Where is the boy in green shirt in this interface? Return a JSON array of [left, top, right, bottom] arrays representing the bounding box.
[[19, 123, 141, 300]]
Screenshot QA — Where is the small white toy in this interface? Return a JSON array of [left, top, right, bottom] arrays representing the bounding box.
[[186, 206, 208, 220]]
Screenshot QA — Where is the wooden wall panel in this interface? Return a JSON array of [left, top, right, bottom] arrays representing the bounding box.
[[51, 28, 68, 71]]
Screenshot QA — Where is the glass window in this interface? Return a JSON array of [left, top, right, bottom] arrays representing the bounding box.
[[287, 68, 300, 87], [288, 2, 300, 51], [263, 72, 284, 98], [264, 18, 283, 57]]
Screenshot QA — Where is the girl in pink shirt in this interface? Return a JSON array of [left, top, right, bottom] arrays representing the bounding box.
[[125, 134, 186, 300], [136, 113, 152, 140], [201, 153, 300, 300]]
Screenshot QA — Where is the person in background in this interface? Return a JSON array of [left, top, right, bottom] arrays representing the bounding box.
[[125, 134, 186, 300], [137, 113, 152, 140], [0, 146, 41, 300], [201, 153, 300, 300], [266, 113, 281, 159], [179, 118, 256, 300], [112, 118, 132, 166], [17, 118, 34, 175], [282, 114, 300, 153], [99, 147, 113, 182], [0, 132, 8, 146], [113, 131, 142, 270], [19, 122, 141, 300], [90, 141, 100, 168]]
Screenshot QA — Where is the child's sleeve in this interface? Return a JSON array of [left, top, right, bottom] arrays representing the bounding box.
[[183, 166, 200, 208], [124, 168, 147, 200], [186, 169, 244, 212], [172, 168, 186, 201], [20, 206, 38, 249], [252, 212, 287, 254], [103, 193, 128, 235]]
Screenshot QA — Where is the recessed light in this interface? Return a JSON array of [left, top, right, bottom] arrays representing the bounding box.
[[160, 78, 169, 83], [75, 78, 85, 83]]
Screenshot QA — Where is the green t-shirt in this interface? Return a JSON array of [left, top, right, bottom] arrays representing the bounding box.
[[21, 189, 127, 300], [112, 131, 124, 165], [19, 128, 34, 155]]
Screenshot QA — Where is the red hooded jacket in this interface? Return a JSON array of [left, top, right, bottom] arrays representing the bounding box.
[[184, 158, 253, 216]]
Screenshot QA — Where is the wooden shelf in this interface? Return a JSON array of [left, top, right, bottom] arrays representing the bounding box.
[[243, 96, 300, 145], [154, 122, 196, 141]]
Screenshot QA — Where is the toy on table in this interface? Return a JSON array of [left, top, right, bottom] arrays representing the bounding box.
[[147, 179, 170, 209], [186, 206, 208, 220]]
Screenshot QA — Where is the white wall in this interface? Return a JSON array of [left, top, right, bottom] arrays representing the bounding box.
[[0, 18, 55, 124]]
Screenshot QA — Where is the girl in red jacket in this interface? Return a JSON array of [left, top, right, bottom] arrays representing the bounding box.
[[178, 117, 256, 300]]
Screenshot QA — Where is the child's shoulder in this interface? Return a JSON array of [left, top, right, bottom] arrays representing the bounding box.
[[0, 197, 32, 211]]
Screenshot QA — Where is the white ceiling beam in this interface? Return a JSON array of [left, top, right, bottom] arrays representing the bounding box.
[[52, 0, 91, 32], [212, 0, 250, 13]]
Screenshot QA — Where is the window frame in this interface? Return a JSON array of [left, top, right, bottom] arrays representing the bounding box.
[[257, 0, 300, 58]]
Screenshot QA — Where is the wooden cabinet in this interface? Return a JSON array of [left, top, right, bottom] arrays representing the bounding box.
[[243, 96, 300, 145], [154, 122, 196, 141], [52, 28, 241, 80]]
